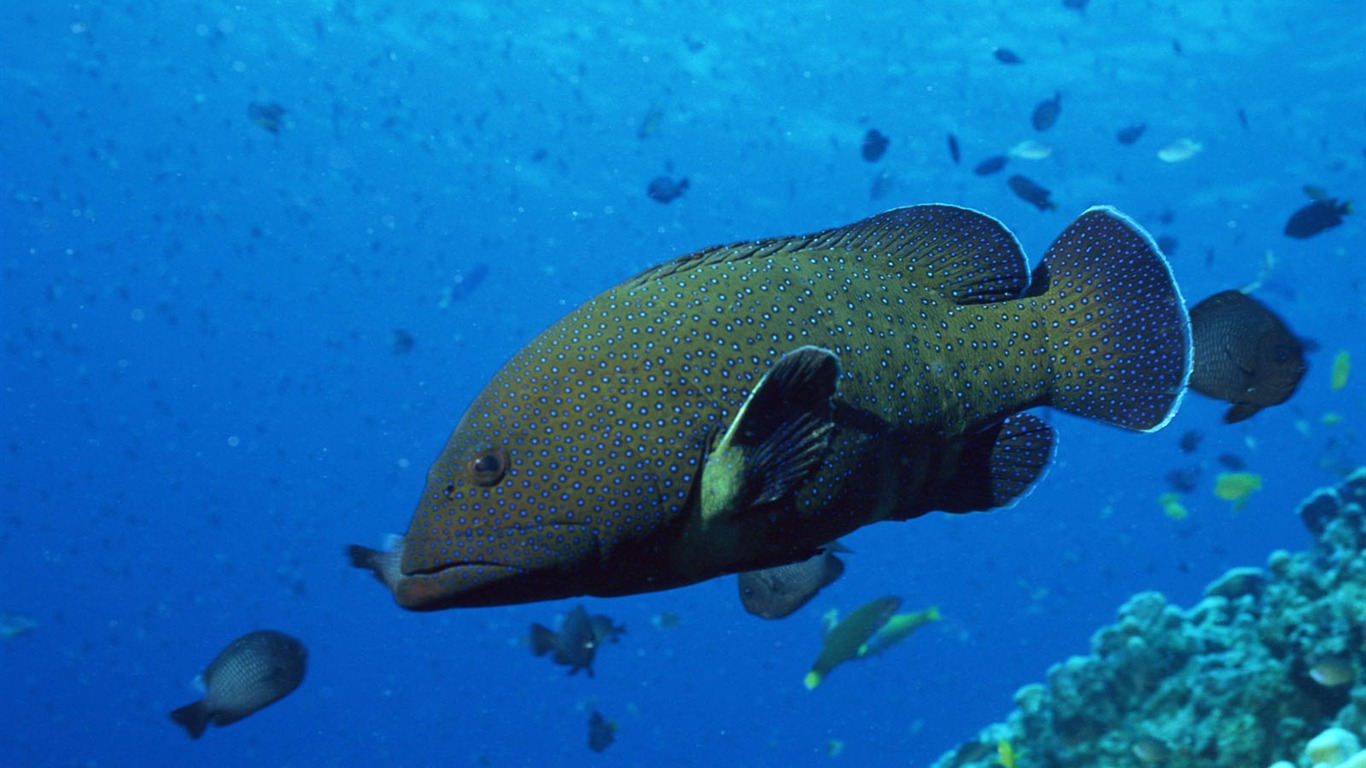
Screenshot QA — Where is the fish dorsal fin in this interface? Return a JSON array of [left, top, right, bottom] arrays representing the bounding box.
[[624, 205, 1030, 304], [701, 346, 840, 523], [804, 204, 1032, 304]]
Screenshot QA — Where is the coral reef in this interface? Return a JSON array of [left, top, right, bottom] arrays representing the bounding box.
[[935, 468, 1366, 768]]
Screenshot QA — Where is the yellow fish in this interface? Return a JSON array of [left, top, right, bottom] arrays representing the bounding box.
[[350, 205, 1191, 610], [1214, 472, 1262, 511]]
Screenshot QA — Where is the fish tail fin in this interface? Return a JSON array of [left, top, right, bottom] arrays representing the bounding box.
[[170, 701, 211, 739], [529, 624, 558, 657], [346, 535, 404, 592], [803, 670, 823, 690], [1034, 207, 1191, 431]]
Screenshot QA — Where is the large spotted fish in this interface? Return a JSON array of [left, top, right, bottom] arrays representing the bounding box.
[[350, 205, 1190, 610]]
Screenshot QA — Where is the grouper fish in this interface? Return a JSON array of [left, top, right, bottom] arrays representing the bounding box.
[[349, 204, 1191, 610]]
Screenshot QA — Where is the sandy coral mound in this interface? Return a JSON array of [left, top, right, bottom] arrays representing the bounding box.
[[935, 468, 1366, 768]]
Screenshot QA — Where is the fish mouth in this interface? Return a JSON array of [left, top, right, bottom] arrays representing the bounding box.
[[392, 524, 604, 609]]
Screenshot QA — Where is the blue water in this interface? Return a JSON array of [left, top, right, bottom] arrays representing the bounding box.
[[2, 1, 1362, 765]]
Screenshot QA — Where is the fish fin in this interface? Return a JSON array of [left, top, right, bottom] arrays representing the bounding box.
[[1035, 207, 1192, 432], [929, 413, 1057, 514], [529, 623, 558, 656], [170, 700, 211, 740], [625, 205, 1030, 304], [346, 541, 404, 593], [1223, 403, 1262, 423], [701, 346, 840, 522], [816, 204, 1031, 303]]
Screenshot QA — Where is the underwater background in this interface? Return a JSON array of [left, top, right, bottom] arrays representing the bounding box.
[[1, 1, 1363, 766]]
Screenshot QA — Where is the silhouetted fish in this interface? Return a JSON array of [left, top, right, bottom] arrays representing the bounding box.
[[349, 205, 1190, 610], [588, 710, 617, 752], [1116, 124, 1147, 145], [1007, 175, 1056, 211], [993, 48, 1023, 65], [738, 549, 845, 619], [647, 176, 689, 204], [1188, 290, 1306, 423], [529, 605, 616, 677], [1031, 92, 1062, 131], [1284, 197, 1351, 239], [973, 155, 1009, 176], [862, 129, 890, 162], [947, 134, 961, 164], [170, 630, 307, 740], [247, 102, 286, 134]]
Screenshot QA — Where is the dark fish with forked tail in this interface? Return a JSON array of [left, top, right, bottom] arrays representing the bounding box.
[[1031, 92, 1062, 131], [1188, 290, 1306, 422], [528, 605, 623, 677], [349, 204, 1190, 610], [1007, 175, 1056, 210], [170, 630, 306, 739], [739, 548, 845, 619]]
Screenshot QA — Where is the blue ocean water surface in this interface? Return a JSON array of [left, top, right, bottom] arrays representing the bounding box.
[[2, 1, 1362, 766]]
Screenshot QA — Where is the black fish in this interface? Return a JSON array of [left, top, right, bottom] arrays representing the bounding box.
[[247, 102, 286, 134], [392, 329, 416, 354], [1156, 234, 1178, 257], [993, 48, 1023, 65], [1165, 467, 1199, 492], [1116, 124, 1147, 145], [1031, 92, 1062, 131], [862, 129, 890, 162], [1007, 175, 1056, 211], [647, 176, 689, 204], [738, 549, 845, 619], [1218, 453, 1246, 470], [529, 605, 615, 676], [170, 630, 307, 740], [588, 710, 616, 752], [1188, 290, 1307, 423], [947, 134, 961, 164], [973, 155, 1009, 176], [1284, 198, 1351, 239], [1063, 0, 1089, 9], [1178, 430, 1202, 453]]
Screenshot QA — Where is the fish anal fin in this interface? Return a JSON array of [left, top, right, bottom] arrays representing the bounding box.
[[701, 346, 840, 522], [1223, 402, 1262, 423], [930, 412, 1057, 514]]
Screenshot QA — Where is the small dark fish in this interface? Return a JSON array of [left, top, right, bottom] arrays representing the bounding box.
[[1218, 453, 1246, 470], [439, 262, 489, 307], [1031, 92, 1062, 132], [993, 48, 1023, 65], [588, 710, 617, 752], [529, 605, 611, 676], [247, 102, 287, 134], [1188, 290, 1307, 423], [1007, 174, 1056, 211], [392, 329, 415, 355], [589, 613, 627, 645], [738, 549, 845, 619], [646, 175, 689, 204], [973, 155, 1009, 176], [861, 129, 890, 162], [170, 630, 307, 740], [1116, 124, 1147, 145], [1237, 108, 1249, 129], [1284, 198, 1351, 239], [1178, 430, 1202, 453], [1156, 235, 1178, 257], [1062, 0, 1088, 10], [1165, 467, 1199, 493], [947, 134, 961, 165]]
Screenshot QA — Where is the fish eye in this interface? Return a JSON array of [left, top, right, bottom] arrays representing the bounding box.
[[468, 448, 509, 487]]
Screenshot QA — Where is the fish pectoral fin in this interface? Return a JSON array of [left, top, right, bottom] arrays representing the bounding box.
[[1223, 402, 1261, 423], [701, 346, 840, 522]]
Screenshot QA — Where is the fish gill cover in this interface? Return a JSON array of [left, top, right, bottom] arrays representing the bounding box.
[[0, 0, 1362, 767]]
